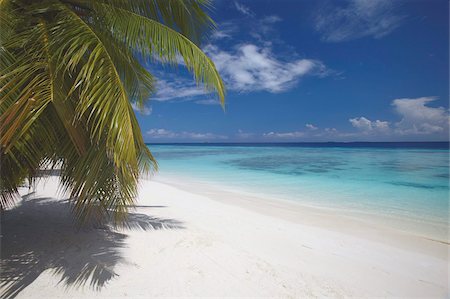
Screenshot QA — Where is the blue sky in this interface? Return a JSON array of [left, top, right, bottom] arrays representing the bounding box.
[[136, 0, 449, 142]]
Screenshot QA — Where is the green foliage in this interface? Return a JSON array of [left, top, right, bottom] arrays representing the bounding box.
[[0, 0, 225, 223]]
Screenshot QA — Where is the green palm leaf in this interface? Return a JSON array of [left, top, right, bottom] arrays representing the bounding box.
[[0, 0, 225, 223]]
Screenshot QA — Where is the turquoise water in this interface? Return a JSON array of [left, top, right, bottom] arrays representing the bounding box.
[[148, 143, 449, 237]]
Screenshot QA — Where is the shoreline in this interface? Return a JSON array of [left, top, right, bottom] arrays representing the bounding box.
[[1, 175, 448, 298], [152, 172, 449, 245]]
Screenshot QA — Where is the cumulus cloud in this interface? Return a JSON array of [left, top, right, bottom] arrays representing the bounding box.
[[315, 0, 405, 42], [348, 97, 449, 138], [205, 44, 327, 93], [146, 128, 227, 140], [148, 4, 329, 102], [146, 98, 448, 141], [392, 97, 450, 135], [349, 117, 389, 132], [152, 40, 328, 101]]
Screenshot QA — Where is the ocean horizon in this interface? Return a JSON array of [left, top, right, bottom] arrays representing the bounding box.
[[147, 141, 450, 149]]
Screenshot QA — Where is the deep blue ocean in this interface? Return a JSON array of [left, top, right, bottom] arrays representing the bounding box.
[[147, 142, 449, 238]]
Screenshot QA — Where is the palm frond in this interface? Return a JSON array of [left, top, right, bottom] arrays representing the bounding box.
[[0, 0, 224, 223], [63, 0, 225, 105]]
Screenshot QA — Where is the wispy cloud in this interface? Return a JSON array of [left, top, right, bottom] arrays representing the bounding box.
[[263, 131, 305, 138], [249, 15, 282, 43], [261, 127, 350, 141], [205, 44, 328, 93], [305, 123, 318, 130], [146, 128, 228, 140], [314, 0, 405, 42], [236, 129, 255, 139], [131, 102, 152, 115], [211, 29, 233, 41], [152, 78, 209, 102], [195, 99, 222, 105], [234, 1, 254, 17], [210, 21, 239, 41], [211, 15, 281, 44]]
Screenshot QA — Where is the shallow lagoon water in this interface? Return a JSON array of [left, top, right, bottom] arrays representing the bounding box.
[[148, 143, 449, 238]]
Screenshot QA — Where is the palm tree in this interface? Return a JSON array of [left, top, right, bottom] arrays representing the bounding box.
[[0, 0, 225, 223]]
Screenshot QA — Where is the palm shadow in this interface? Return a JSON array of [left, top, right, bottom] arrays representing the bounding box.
[[0, 194, 183, 299]]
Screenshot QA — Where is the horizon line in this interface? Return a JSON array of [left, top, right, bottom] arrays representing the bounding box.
[[145, 141, 450, 144]]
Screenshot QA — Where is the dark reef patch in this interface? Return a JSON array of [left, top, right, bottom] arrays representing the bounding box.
[[388, 181, 448, 190], [225, 155, 346, 176]]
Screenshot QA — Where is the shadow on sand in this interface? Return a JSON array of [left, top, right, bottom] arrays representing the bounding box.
[[0, 194, 183, 299]]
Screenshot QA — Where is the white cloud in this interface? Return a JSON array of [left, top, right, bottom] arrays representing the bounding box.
[[350, 117, 372, 130], [324, 128, 338, 134], [392, 97, 449, 135], [315, 0, 405, 42], [149, 7, 329, 102], [211, 30, 232, 40], [305, 123, 318, 130], [263, 131, 305, 138], [143, 96, 448, 142], [146, 128, 228, 140], [211, 14, 281, 43], [195, 99, 222, 105], [204, 44, 328, 93], [152, 78, 208, 101], [263, 15, 282, 24], [236, 129, 255, 139], [210, 22, 238, 41], [348, 97, 449, 138], [234, 1, 253, 17], [349, 117, 389, 132], [131, 102, 152, 116], [249, 15, 282, 42], [261, 127, 350, 140], [146, 128, 177, 138]]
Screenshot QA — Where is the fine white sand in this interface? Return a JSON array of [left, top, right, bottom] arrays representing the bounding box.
[[1, 175, 448, 298]]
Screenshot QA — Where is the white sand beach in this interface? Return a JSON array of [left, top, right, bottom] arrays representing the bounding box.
[[1, 175, 448, 298]]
